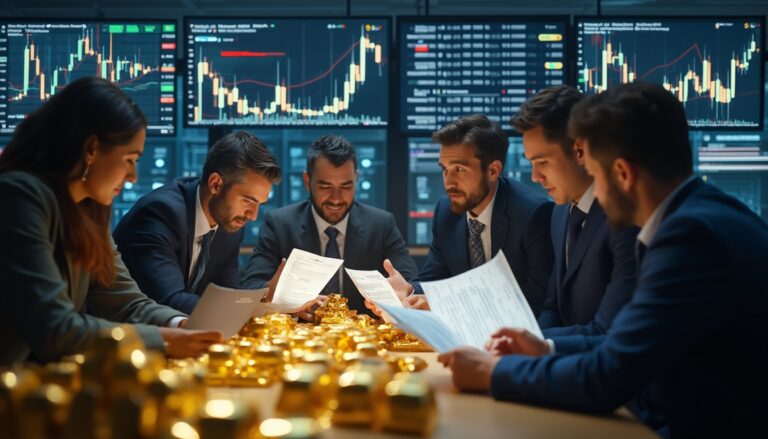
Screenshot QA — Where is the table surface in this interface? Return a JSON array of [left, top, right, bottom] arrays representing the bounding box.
[[212, 353, 658, 438]]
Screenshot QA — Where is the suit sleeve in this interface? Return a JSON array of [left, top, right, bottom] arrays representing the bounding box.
[[412, 199, 453, 294], [240, 211, 281, 289], [113, 201, 199, 314], [490, 216, 730, 413], [381, 213, 419, 282], [591, 226, 638, 332], [537, 268, 563, 329], [0, 179, 171, 362], [520, 201, 554, 315]]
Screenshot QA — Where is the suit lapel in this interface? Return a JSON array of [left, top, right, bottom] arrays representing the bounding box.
[[490, 178, 510, 258], [562, 202, 605, 285], [300, 201, 322, 255], [181, 178, 200, 287], [551, 204, 569, 284], [342, 204, 364, 293]]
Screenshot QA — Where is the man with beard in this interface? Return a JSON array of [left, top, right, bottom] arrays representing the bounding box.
[[240, 134, 418, 315], [512, 85, 638, 347], [113, 131, 281, 315], [381, 114, 554, 315], [436, 82, 768, 438]]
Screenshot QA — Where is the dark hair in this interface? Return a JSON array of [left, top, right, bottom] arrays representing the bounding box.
[[511, 85, 583, 155], [0, 76, 147, 288], [432, 114, 508, 169], [306, 134, 357, 177], [568, 81, 693, 184], [202, 131, 282, 184]]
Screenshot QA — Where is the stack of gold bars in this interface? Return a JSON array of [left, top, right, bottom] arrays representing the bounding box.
[[0, 294, 437, 439]]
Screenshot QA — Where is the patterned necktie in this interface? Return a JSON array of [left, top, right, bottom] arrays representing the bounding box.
[[468, 218, 486, 268], [189, 230, 215, 295], [322, 226, 341, 294], [566, 206, 588, 266]]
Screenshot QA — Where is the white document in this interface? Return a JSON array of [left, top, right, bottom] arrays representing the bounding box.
[[380, 251, 542, 352], [184, 284, 268, 338], [271, 248, 343, 308], [344, 268, 403, 308], [378, 304, 462, 352], [420, 250, 543, 349]]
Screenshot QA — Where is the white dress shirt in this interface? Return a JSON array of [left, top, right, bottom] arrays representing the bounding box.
[[565, 183, 596, 265]]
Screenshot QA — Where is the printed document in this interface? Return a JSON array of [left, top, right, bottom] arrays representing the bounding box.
[[381, 251, 542, 351], [271, 248, 343, 307]]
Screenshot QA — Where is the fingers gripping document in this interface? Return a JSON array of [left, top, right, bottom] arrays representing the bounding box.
[[271, 248, 344, 308], [344, 268, 403, 308], [184, 284, 268, 338], [379, 251, 542, 352]]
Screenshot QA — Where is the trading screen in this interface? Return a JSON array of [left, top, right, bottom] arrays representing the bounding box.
[[399, 17, 567, 133], [185, 18, 389, 128], [576, 17, 764, 129], [0, 20, 177, 135]]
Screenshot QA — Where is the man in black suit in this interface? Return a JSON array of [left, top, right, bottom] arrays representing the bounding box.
[[113, 131, 281, 315], [437, 82, 768, 438], [511, 85, 638, 352], [240, 134, 418, 314], [382, 115, 553, 315]]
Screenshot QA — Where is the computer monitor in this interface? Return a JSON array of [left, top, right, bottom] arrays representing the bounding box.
[[0, 19, 177, 136], [575, 16, 765, 130], [398, 16, 568, 133], [184, 17, 389, 128]]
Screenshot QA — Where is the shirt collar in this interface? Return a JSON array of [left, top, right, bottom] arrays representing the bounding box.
[[311, 204, 350, 238], [637, 176, 697, 246], [466, 182, 498, 227], [574, 183, 595, 214], [194, 185, 217, 239]]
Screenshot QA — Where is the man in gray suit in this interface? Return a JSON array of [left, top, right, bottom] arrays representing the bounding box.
[[240, 134, 418, 314]]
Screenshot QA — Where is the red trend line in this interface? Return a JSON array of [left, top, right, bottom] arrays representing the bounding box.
[[638, 43, 704, 79], [221, 51, 285, 57], [221, 40, 362, 90]]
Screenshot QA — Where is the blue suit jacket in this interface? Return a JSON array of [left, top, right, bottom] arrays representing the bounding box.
[[539, 202, 638, 352], [490, 178, 768, 437], [240, 200, 418, 314], [417, 177, 554, 314], [113, 177, 243, 314]]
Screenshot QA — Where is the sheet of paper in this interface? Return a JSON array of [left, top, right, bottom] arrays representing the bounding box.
[[421, 250, 543, 349], [184, 284, 267, 338], [271, 248, 343, 308], [344, 268, 403, 308], [378, 304, 462, 352]]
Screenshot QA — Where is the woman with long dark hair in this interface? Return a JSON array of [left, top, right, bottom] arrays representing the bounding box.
[[0, 77, 221, 366]]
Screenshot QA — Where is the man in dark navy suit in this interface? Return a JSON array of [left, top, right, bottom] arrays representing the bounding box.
[[240, 134, 418, 315], [380, 114, 554, 315], [511, 85, 638, 353], [437, 82, 768, 438], [113, 131, 281, 315]]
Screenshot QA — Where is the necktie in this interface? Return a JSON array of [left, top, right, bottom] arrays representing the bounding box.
[[468, 218, 486, 268], [323, 226, 341, 294], [189, 230, 215, 295], [566, 206, 587, 266]]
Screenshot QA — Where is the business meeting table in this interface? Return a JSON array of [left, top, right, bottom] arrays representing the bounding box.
[[217, 352, 658, 438]]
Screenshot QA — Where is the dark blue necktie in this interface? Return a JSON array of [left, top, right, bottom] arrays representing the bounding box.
[[323, 226, 341, 294], [566, 206, 587, 266], [189, 230, 215, 295], [468, 218, 486, 268]]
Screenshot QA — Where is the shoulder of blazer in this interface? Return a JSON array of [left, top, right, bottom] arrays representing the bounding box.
[[349, 201, 393, 224]]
